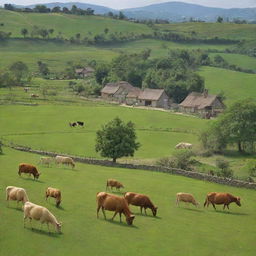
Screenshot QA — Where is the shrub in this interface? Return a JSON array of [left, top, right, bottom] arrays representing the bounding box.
[[246, 160, 256, 177], [216, 158, 233, 178]]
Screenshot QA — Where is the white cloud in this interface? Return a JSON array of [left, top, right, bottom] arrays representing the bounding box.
[[0, 0, 256, 9]]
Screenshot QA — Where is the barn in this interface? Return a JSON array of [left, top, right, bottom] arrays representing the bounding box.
[[179, 90, 225, 118]]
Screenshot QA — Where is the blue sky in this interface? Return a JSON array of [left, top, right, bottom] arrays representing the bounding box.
[[1, 0, 256, 9]]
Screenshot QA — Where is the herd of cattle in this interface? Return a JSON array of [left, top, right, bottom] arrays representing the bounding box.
[[6, 156, 242, 233]]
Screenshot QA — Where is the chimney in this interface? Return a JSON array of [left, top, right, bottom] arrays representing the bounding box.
[[203, 89, 208, 98]]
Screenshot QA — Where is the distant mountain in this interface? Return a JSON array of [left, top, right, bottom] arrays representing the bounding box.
[[14, 2, 256, 22], [17, 2, 116, 15], [122, 2, 256, 22]]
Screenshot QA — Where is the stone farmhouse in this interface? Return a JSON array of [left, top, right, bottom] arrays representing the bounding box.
[[101, 82, 170, 109], [179, 90, 225, 118]]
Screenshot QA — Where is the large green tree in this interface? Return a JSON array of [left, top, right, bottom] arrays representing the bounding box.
[[200, 99, 256, 153], [9, 61, 29, 85], [95, 117, 140, 162]]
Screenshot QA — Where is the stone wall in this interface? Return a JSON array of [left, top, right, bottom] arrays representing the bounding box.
[[7, 144, 256, 190]]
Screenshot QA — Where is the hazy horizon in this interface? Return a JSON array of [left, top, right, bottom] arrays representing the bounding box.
[[1, 0, 256, 9]]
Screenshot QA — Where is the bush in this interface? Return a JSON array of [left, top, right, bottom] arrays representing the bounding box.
[[246, 160, 256, 177], [156, 150, 195, 170], [216, 158, 233, 178]]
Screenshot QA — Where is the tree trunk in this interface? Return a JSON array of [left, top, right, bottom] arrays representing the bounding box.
[[238, 141, 242, 152], [113, 158, 116, 163]]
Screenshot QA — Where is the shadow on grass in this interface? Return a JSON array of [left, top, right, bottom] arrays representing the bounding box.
[[178, 207, 204, 213], [213, 210, 248, 216], [19, 177, 45, 183], [24, 226, 62, 237], [133, 212, 162, 219], [98, 218, 139, 229]]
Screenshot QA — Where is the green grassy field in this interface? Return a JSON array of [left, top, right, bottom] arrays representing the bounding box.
[[199, 66, 256, 105], [156, 22, 256, 41], [209, 53, 256, 70], [1, 147, 256, 256], [0, 103, 207, 160], [0, 9, 152, 38]]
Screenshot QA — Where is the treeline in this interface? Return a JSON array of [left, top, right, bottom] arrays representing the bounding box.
[[95, 49, 207, 103], [152, 30, 239, 45], [4, 4, 94, 16]]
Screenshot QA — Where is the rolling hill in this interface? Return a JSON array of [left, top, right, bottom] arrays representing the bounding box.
[[123, 2, 256, 22]]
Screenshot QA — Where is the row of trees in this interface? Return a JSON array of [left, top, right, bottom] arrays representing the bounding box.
[[4, 4, 94, 16]]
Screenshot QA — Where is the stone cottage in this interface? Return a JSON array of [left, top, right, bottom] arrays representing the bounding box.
[[137, 89, 169, 109], [179, 90, 225, 118]]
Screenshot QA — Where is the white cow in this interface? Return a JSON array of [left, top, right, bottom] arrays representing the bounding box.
[[55, 155, 75, 168], [23, 201, 62, 233], [6, 186, 29, 207], [39, 157, 53, 167], [175, 142, 193, 149]]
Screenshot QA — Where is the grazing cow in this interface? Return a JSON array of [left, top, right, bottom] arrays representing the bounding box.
[[30, 94, 39, 98], [23, 201, 62, 233], [18, 163, 40, 180], [39, 157, 53, 167], [204, 192, 241, 210], [69, 122, 77, 127], [6, 186, 29, 207], [24, 87, 29, 93], [55, 155, 75, 168], [176, 192, 199, 207], [77, 121, 84, 127], [175, 142, 193, 149], [96, 192, 135, 225], [46, 187, 62, 207], [124, 192, 158, 216], [106, 179, 124, 191]]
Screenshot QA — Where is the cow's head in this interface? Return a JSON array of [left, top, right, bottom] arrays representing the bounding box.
[[35, 172, 40, 179], [152, 206, 158, 217], [56, 222, 62, 233], [126, 215, 135, 225], [236, 197, 241, 206]]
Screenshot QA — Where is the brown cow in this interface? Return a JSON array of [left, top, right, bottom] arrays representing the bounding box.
[[96, 192, 135, 225], [18, 163, 40, 180], [46, 187, 62, 207], [204, 192, 241, 210], [176, 192, 199, 207], [124, 192, 158, 216], [106, 179, 124, 191]]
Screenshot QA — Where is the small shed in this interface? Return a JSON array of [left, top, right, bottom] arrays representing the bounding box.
[[137, 89, 169, 109], [179, 90, 225, 118]]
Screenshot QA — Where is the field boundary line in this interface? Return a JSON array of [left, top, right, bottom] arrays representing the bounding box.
[[4, 143, 256, 190]]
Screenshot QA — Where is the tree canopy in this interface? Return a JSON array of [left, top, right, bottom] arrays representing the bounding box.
[[200, 99, 256, 153], [95, 117, 140, 162]]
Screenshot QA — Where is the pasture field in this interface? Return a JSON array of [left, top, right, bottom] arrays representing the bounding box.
[[0, 9, 152, 38], [0, 39, 236, 72], [199, 66, 256, 105], [208, 53, 256, 70], [1, 147, 256, 256], [0, 103, 207, 159], [156, 22, 256, 41], [0, 40, 118, 72]]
